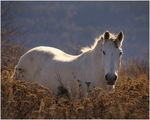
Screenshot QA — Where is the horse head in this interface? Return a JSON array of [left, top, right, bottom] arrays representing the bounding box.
[[101, 31, 124, 85]]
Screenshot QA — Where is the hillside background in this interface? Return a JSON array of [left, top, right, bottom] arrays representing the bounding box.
[[2, 1, 149, 60]]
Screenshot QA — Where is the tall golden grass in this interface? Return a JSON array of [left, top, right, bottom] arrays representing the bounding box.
[[1, 40, 149, 119]]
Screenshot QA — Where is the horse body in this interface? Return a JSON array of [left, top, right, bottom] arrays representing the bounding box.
[[16, 46, 107, 95], [14, 31, 124, 95]]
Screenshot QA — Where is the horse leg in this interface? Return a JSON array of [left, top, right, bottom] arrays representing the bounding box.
[[57, 86, 70, 99]]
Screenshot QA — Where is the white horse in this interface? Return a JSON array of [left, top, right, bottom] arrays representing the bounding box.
[[13, 31, 124, 96]]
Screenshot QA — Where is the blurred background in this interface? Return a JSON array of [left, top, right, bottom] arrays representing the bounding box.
[[1, 1, 149, 60]]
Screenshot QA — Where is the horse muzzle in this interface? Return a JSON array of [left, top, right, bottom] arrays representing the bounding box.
[[105, 73, 117, 85]]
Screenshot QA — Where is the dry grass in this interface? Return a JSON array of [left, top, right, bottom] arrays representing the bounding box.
[[1, 41, 149, 119]]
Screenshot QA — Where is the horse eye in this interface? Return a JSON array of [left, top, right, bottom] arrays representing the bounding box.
[[103, 51, 106, 55], [119, 52, 123, 56]]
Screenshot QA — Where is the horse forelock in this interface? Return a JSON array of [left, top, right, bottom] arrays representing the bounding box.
[[103, 32, 122, 49]]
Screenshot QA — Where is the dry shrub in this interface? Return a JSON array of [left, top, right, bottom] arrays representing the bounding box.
[[1, 41, 149, 119]]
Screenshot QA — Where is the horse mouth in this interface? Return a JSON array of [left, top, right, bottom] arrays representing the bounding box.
[[107, 81, 115, 85]]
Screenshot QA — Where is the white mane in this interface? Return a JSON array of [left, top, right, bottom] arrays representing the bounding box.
[[80, 32, 117, 53]]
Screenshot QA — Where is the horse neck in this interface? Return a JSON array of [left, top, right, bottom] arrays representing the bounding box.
[[78, 46, 103, 71], [91, 45, 105, 85], [92, 45, 103, 70]]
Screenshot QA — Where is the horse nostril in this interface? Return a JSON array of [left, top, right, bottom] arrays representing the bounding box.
[[105, 74, 108, 81], [114, 75, 117, 81]]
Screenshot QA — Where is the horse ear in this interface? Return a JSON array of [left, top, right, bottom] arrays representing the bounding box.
[[117, 31, 124, 42], [115, 31, 124, 47], [104, 31, 110, 40]]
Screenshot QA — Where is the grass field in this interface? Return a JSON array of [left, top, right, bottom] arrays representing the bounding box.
[[1, 40, 149, 119]]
